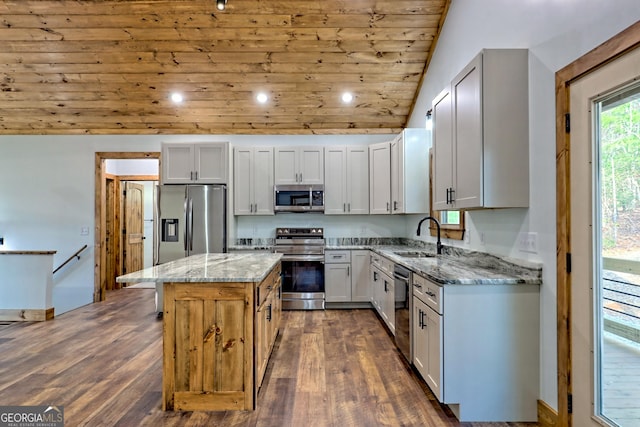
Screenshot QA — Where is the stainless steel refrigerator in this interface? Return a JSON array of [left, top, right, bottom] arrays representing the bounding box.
[[154, 184, 227, 316], [156, 184, 227, 264]]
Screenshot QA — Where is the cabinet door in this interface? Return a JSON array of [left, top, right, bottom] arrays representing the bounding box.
[[274, 147, 298, 184], [413, 296, 443, 401], [452, 55, 483, 209], [350, 250, 370, 302], [325, 263, 351, 302], [162, 143, 195, 184], [272, 277, 281, 335], [413, 297, 429, 379], [195, 143, 228, 183], [164, 283, 251, 411], [424, 304, 443, 400], [252, 147, 274, 215], [432, 89, 454, 210], [382, 273, 395, 334], [255, 299, 267, 387], [233, 147, 253, 215], [390, 134, 404, 214], [347, 146, 370, 214], [324, 146, 347, 214], [369, 142, 391, 214], [299, 146, 324, 184], [370, 264, 382, 312]]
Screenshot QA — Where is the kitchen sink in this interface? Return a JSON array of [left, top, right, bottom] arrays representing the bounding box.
[[393, 251, 436, 258]]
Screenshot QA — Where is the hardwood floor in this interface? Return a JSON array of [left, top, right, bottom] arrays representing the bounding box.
[[0, 289, 539, 426]]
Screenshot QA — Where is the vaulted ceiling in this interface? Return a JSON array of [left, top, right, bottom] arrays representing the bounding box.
[[0, 0, 450, 135]]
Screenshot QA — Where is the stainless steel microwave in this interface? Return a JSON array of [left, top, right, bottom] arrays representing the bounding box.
[[274, 185, 324, 213]]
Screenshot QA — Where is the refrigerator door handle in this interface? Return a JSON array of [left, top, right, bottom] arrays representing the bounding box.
[[183, 196, 189, 252], [154, 185, 161, 265], [188, 197, 194, 251]]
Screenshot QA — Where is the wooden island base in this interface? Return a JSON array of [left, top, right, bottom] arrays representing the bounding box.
[[162, 263, 281, 411]]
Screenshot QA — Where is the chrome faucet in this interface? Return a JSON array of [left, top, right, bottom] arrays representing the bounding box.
[[416, 216, 443, 255]]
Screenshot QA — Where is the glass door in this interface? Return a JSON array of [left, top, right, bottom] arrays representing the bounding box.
[[596, 83, 640, 427], [570, 45, 640, 426]]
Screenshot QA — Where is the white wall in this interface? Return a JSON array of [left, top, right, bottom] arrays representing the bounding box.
[[406, 0, 640, 410], [0, 134, 391, 315]]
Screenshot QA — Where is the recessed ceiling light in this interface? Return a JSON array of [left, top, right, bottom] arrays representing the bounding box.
[[216, 0, 227, 11], [341, 92, 353, 103], [170, 92, 183, 103], [256, 93, 268, 104]]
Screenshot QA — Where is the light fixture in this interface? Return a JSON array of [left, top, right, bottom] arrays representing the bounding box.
[[256, 93, 268, 104], [170, 92, 183, 104], [216, 0, 227, 11], [341, 92, 353, 103]]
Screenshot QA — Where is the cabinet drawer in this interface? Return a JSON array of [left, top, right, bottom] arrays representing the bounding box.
[[412, 273, 442, 314], [257, 264, 281, 307], [380, 256, 394, 276], [325, 250, 351, 263]]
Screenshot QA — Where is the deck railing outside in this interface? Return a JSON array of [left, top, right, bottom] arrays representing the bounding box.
[[603, 257, 640, 344]]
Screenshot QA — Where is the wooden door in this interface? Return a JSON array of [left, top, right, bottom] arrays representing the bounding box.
[[105, 175, 119, 290], [123, 182, 144, 274]]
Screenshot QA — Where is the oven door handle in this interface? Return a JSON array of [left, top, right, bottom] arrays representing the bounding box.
[[279, 255, 325, 262]]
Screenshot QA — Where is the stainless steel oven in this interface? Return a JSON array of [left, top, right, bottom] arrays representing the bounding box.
[[273, 227, 325, 310]]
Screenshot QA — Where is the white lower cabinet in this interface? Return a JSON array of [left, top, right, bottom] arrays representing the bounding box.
[[324, 250, 370, 303], [350, 250, 370, 302], [412, 288, 443, 400], [370, 253, 395, 334], [410, 272, 540, 422]]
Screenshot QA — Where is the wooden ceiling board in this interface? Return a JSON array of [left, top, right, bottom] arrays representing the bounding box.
[[0, 0, 450, 135]]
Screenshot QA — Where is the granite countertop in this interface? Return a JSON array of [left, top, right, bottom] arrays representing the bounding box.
[[230, 237, 542, 286], [116, 253, 282, 284], [371, 245, 541, 286], [326, 238, 542, 286]]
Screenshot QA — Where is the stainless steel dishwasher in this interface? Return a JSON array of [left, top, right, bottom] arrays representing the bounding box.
[[394, 264, 412, 362]]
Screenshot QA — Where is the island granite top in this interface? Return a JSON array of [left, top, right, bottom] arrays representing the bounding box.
[[116, 253, 282, 284]]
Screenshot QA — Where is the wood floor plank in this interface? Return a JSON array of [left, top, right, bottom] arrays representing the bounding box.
[[0, 289, 540, 426]]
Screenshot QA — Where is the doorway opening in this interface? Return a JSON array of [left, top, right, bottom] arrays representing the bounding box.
[[94, 152, 160, 302], [556, 21, 640, 426]]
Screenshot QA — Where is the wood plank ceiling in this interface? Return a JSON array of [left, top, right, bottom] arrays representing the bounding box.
[[0, 0, 450, 135]]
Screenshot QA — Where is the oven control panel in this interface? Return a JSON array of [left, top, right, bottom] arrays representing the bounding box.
[[276, 227, 324, 238]]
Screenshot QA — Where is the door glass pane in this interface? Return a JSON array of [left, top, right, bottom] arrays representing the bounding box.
[[597, 83, 640, 426]]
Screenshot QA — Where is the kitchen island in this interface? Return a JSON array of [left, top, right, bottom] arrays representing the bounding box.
[[117, 253, 282, 412]]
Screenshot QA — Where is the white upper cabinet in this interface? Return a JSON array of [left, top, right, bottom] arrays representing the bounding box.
[[369, 141, 392, 214], [274, 146, 324, 185], [161, 142, 228, 184], [432, 49, 529, 210], [233, 146, 274, 215], [324, 146, 369, 215], [390, 128, 430, 214]]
